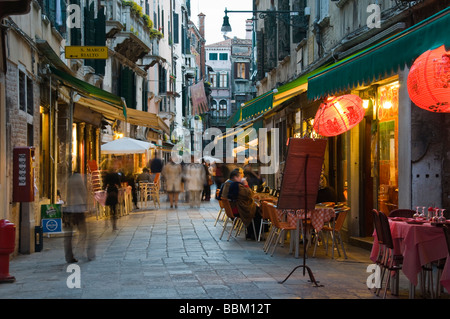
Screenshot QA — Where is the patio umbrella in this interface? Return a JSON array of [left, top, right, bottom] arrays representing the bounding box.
[[202, 156, 223, 163], [101, 137, 155, 155]]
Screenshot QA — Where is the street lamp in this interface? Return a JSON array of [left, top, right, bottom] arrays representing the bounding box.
[[221, 7, 307, 33]]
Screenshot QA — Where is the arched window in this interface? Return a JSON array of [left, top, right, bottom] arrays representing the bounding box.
[[211, 100, 218, 118]]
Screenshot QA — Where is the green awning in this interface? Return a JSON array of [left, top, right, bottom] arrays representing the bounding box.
[[227, 91, 274, 128], [50, 66, 127, 119], [241, 91, 274, 122], [307, 7, 450, 100]]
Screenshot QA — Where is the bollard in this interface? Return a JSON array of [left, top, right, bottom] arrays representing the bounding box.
[[0, 219, 16, 283]]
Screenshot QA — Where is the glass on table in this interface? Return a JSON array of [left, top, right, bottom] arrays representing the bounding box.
[[438, 209, 446, 223]]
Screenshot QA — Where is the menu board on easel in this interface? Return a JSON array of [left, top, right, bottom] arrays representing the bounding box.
[[277, 138, 327, 211]]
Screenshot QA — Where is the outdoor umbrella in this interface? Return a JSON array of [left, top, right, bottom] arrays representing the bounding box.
[[202, 156, 223, 163], [101, 137, 155, 155]]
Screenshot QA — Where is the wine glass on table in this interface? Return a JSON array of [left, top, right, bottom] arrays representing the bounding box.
[[438, 209, 446, 223], [414, 206, 420, 219]]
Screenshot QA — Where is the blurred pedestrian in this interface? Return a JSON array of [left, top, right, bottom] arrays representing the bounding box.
[[104, 159, 121, 230], [161, 156, 182, 208], [184, 158, 206, 208], [149, 154, 164, 180], [202, 160, 212, 201], [63, 172, 95, 262]]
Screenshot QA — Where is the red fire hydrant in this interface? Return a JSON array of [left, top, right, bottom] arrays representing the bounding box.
[[0, 219, 16, 283]]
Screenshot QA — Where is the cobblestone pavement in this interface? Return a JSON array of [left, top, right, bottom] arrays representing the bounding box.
[[1, 198, 443, 301]]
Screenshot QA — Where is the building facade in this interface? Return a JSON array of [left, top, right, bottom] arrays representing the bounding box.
[[229, 0, 450, 241], [1, 0, 206, 255]]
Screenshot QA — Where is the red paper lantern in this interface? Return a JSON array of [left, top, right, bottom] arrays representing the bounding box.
[[407, 45, 450, 113], [313, 94, 365, 137]]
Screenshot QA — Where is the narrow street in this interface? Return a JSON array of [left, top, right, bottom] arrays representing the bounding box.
[[2, 198, 409, 300]]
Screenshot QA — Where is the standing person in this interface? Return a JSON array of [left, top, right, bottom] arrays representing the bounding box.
[[202, 160, 212, 201], [104, 159, 121, 230], [149, 154, 164, 179], [184, 158, 206, 208], [161, 156, 182, 208], [63, 172, 95, 263]]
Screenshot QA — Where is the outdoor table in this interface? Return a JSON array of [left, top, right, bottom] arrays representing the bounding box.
[[370, 218, 450, 298], [279, 206, 336, 258]]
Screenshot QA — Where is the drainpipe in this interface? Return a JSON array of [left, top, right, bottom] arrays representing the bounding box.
[[313, 0, 322, 57]]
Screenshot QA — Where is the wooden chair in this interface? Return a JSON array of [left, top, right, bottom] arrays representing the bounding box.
[[388, 209, 415, 218], [258, 200, 273, 242], [264, 202, 296, 256], [378, 210, 403, 298], [313, 206, 349, 259], [147, 173, 161, 208], [219, 199, 243, 241]]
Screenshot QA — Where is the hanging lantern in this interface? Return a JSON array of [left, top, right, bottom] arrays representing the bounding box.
[[313, 94, 365, 137], [407, 45, 450, 112]]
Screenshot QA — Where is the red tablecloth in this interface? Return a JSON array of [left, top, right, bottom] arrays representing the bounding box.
[[370, 219, 450, 292]]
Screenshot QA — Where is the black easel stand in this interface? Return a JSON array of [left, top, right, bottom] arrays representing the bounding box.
[[278, 154, 323, 287]]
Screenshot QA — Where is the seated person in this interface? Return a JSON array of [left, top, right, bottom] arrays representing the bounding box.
[[316, 175, 337, 204], [224, 169, 262, 240], [137, 167, 153, 183]]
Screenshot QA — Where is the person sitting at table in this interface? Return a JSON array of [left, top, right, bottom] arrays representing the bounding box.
[[225, 169, 262, 240], [137, 167, 153, 183], [217, 168, 242, 200], [316, 174, 337, 204]]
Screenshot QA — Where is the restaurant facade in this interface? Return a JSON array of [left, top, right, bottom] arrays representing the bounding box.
[[229, 0, 450, 240]]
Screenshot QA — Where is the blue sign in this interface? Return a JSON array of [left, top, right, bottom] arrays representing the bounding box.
[[42, 218, 62, 233]]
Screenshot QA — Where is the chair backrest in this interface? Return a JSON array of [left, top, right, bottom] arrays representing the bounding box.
[[443, 225, 450, 256], [389, 209, 415, 218], [334, 208, 349, 232], [378, 211, 394, 249], [260, 201, 271, 220], [372, 209, 384, 245], [221, 199, 236, 219], [153, 173, 161, 184], [266, 202, 281, 229]]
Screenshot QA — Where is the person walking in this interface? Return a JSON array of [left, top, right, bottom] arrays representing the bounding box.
[[202, 161, 212, 201], [104, 159, 121, 230], [184, 158, 206, 208], [161, 156, 182, 208], [63, 172, 95, 263]]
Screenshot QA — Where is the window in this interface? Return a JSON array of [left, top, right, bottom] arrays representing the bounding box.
[[235, 63, 248, 79], [219, 53, 228, 60], [209, 72, 217, 88], [219, 100, 227, 118], [19, 71, 26, 112], [219, 72, 228, 88], [211, 100, 218, 118], [209, 53, 218, 60], [19, 70, 33, 115]]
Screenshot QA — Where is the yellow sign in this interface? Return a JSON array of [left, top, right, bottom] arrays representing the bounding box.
[[65, 46, 108, 59]]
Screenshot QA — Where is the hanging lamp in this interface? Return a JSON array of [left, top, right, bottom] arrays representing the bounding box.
[[313, 94, 365, 137], [407, 45, 450, 113]]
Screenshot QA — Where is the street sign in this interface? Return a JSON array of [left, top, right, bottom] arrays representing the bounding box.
[[65, 46, 108, 59]]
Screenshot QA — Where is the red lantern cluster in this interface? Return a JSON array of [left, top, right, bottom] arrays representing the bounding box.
[[407, 45, 450, 113], [313, 94, 365, 137]]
